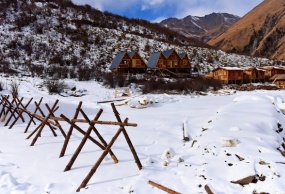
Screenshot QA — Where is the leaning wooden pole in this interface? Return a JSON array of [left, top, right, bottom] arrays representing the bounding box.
[[148, 180, 180, 194], [76, 119, 127, 192], [110, 103, 142, 170], [9, 97, 33, 129], [24, 97, 43, 133], [30, 99, 59, 146], [0, 95, 9, 119], [64, 109, 104, 172], [4, 96, 23, 126], [79, 108, 118, 163], [59, 101, 83, 158], [60, 114, 107, 150], [45, 103, 66, 138]]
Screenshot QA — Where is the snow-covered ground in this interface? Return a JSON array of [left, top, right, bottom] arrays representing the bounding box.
[[1, 76, 285, 194]]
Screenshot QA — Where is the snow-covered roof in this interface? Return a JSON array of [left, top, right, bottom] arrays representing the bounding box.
[[214, 67, 243, 71]]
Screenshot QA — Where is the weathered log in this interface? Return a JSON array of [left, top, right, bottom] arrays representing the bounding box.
[[148, 180, 180, 194], [231, 175, 258, 186], [204, 185, 214, 194], [71, 119, 137, 127]]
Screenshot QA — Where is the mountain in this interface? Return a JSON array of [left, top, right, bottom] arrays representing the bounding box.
[[208, 0, 285, 60], [160, 13, 240, 42], [0, 0, 279, 77]]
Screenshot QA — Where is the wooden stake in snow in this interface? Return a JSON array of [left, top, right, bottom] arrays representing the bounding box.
[[75, 103, 142, 192], [148, 180, 180, 194], [59, 101, 83, 158]]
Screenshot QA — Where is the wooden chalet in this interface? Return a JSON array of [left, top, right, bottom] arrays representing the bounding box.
[[147, 49, 191, 76], [242, 67, 266, 83], [270, 74, 285, 88], [213, 67, 243, 84], [178, 52, 191, 74], [109, 51, 147, 74], [259, 66, 285, 81]]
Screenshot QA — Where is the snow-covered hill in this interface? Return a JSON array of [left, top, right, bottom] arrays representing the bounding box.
[[0, 0, 281, 77]]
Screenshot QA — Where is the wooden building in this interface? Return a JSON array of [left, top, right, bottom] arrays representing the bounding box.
[[109, 51, 147, 74], [243, 67, 266, 83], [147, 49, 191, 76], [259, 66, 285, 81], [213, 67, 243, 84], [270, 74, 285, 88]]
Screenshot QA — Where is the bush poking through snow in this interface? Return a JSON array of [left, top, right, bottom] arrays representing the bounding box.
[[43, 79, 67, 94], [9, 80, 20, 97]]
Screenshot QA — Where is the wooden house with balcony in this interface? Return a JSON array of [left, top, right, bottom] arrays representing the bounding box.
[[109, 51, 147, 74], [147, 49, 191, 76], [243, 67, 266, 83], [259, 66, 285, 81], [178, 52, 191, 74], [213, 67, 243, 84]]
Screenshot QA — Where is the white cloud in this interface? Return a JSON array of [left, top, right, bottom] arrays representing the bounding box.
[[71, 0, 263, 20]]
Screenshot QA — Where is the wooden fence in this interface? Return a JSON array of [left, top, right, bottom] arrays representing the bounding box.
[[0, 95, 142, 192]]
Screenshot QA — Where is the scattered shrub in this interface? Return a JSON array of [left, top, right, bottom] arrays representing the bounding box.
[[43, 79, 67, 94], [102, 72, 115, 88], [140, 77, 223, 94], [9, 80, 20, 97]]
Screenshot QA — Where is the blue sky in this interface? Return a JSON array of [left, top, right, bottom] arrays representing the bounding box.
[[72, 0, 264, 22]]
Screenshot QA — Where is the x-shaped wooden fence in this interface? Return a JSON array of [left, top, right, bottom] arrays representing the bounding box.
[[0, 95, 142, 192]]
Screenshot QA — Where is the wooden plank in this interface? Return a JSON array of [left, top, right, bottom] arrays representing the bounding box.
[[148, 180, 180, 194], [71, 119, 137, 127]]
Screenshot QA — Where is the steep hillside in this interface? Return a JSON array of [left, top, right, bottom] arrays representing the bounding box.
[[160, 13, 240, 42], [0, 0, 279, 77], [208, 0, 285, 60]]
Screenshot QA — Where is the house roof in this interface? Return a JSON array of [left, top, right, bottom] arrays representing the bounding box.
[[109, 51, 126, 70], [128, 51, 136, 58], [270, 74, 285, 81], [179, 52, 187, 59], [162, 49, 174, 58], [147, 51, 161, 69]]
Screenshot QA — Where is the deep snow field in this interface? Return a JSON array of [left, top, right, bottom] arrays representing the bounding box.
[[1, 76, 285, 194]]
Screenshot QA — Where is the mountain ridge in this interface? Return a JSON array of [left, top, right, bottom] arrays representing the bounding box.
[[160, 13, 240, 42], [208, 0, 285, 60]]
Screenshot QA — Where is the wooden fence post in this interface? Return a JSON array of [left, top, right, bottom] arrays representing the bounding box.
[[110, 103, 142, 170], [59, 101, 82, 157]]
